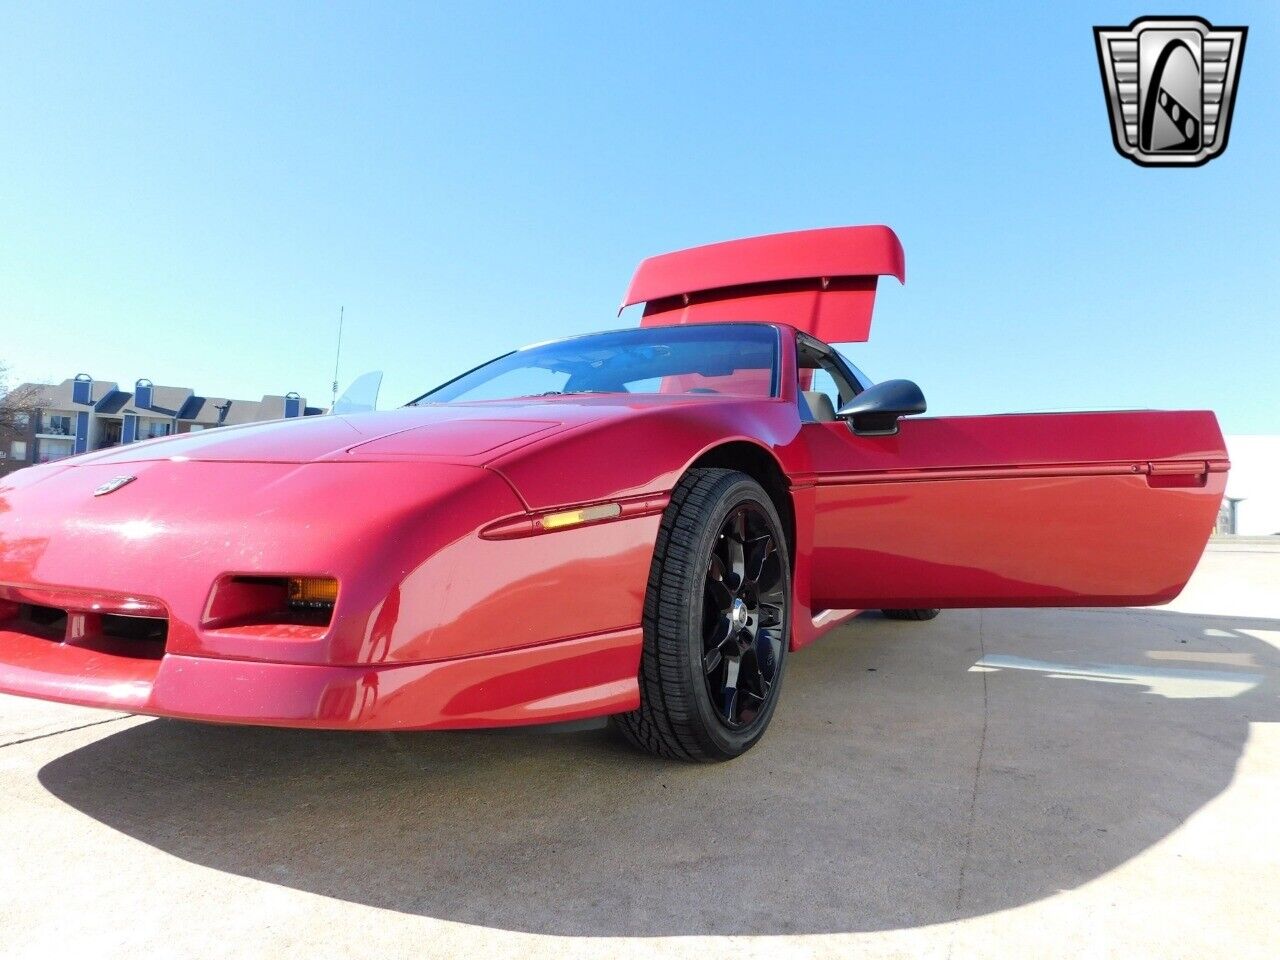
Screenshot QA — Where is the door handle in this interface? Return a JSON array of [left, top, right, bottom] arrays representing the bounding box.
[[1146, 460, 1210, 488]]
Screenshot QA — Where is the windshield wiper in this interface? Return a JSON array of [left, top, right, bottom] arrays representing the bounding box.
[[522, 389, 614, 398]]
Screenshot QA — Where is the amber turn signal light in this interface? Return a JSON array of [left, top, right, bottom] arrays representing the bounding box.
[[538, 502, 622, 531], [287, 577, 339, 609]]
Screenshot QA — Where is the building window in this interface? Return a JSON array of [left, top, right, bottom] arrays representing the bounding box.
[[9, 441, 27, 461], [37, 439, 74, 463], [140, 420, 172, 440], [41, 414, 73, 436], [14, 413, 30, 429]]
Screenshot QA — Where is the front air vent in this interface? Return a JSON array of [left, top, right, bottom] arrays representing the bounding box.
[[202, 575, 336, 631], [101, 614, 168, 643], [0, 602, 166, 659], [17, 604, 68, 638]]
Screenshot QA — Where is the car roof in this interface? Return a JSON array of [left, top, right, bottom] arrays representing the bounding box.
[[516, 320, 796, 353]]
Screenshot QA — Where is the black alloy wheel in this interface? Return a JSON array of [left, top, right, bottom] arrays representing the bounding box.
[[614, 468, 792, 761], [701, 503, 786, 728]]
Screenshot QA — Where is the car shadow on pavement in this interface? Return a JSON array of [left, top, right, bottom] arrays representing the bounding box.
[[37, 607, 1280, 936]]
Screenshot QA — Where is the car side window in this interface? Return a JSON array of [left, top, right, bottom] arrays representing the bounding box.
[[807, 365, 847, 411], [797, 337, 859, 423]]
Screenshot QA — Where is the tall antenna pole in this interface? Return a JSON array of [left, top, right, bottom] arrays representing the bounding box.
[[330, 306, 344, 410]]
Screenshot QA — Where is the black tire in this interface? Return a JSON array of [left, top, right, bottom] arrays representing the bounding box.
[[614, 468, 792, 762], [881, 608, 941, 621]]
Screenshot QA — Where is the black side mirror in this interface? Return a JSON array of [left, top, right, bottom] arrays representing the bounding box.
[[836, 379, 927, 436]]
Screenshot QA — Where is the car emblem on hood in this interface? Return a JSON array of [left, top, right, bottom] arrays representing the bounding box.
[[93, 476, 137, 497]]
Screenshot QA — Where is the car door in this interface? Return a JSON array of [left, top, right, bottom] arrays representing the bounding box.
[[796, 342, 1228, 610]]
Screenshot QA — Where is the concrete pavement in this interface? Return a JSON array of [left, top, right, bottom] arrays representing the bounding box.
[[1, 542, 1277, 958]]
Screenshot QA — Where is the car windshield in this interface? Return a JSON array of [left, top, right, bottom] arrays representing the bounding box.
[[413, 324, 779, 404]]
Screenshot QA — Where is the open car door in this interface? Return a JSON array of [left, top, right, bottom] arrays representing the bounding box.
[[624, 226, 1228, 610], [801, 408, 1227, 608]]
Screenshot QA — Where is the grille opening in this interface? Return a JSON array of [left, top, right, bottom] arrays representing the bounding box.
[[91, 613, 167, 659], [101, 614, 168, 644], [0, 603, 167, 659], [16, 604, 69, 638], [24, 604, 68, 628]]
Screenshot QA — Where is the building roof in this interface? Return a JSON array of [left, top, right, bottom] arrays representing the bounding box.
[[220, 399, 267, 426], [257, 395, 296, 421], [4, 378, 315, 426], [11, 379, 119, 410], [177, 396, 232, 426], [103, 385, 196, 418], [95, 390, 133, 415], [135, 385, 194, 417]]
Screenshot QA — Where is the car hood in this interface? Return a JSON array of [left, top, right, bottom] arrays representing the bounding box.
[[62, 406, 574, 466], [56, 396, 726, 467]]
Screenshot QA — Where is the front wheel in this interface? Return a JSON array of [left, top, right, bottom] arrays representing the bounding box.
[[614, 469, 791, 762]]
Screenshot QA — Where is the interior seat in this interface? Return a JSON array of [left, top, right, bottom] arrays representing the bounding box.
[[803, 391, 838, 423]]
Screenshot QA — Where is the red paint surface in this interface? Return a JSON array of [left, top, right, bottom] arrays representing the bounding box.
[[0, 622, 641, 728], [0, 227, 1228, 730], [622, 225, 904, 343]]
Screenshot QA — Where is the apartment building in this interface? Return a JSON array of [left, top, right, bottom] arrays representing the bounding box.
[[1, 374, 322, 477]]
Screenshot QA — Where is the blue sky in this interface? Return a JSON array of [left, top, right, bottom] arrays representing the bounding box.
[[1, 3, 1276, 432]]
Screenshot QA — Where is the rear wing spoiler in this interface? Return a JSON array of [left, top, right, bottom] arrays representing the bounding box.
[[619, 225, 905, 342]]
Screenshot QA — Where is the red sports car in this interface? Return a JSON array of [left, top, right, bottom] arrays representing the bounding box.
[[0, 226, 1228, 760]]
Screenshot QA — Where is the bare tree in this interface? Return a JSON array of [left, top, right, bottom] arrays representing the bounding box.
[[0, 360, 41, 449]]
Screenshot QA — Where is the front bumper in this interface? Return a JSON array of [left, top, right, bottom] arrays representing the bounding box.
[[0, 625, 642, 729]]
